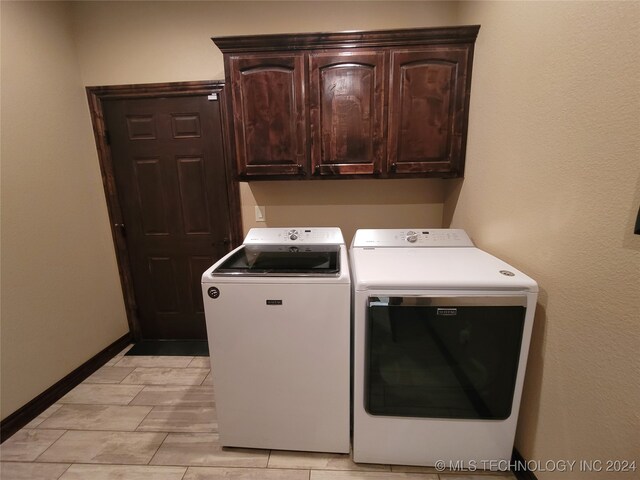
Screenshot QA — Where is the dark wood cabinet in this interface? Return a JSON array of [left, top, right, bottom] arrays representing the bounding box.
[[214, 26, 479, 180], [309, 51, 385, 176], [388, 47, 471, 176], [228, 53, 307, 176]]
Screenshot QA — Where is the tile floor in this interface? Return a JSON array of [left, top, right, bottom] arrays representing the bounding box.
[[1, 345, 516, 480]]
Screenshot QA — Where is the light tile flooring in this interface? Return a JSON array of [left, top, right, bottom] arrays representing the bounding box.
[[1, 346, 516, 480]]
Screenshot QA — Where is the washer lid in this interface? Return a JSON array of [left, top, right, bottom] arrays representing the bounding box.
[[213, 244, 341, 277], [351, 228, 473, 248], [350, 246, 538, 292]]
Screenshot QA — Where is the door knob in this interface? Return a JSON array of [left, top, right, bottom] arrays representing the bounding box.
[[213, 238, 231, 248]]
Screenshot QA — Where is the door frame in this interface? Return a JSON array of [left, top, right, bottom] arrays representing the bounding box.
[[86, 80, 243, 341]]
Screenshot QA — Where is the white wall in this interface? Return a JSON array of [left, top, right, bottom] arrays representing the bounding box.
[[0, 1, 128, 419], [450, 2, 640, 478]]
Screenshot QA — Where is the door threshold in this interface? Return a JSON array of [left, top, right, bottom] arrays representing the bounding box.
[[126, 340, 209, 356]]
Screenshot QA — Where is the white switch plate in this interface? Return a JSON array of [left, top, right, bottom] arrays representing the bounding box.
[[255, 205, 266, 222]]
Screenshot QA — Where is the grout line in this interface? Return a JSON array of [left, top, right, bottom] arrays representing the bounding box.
[[146, 431, 170, 465], [179, 465, 189, 480], [111, 357, 125, 368], [119, 367, 138, 385], [29, 404, 64, 429], [55, 462, 73, 480], [56, 463, 190, 478], [0, 460, 69, 464], [134, 404, 156, 431], [129, 384, 147, 406], [199, 371, 211, 386], [30, 429, 68, 463]]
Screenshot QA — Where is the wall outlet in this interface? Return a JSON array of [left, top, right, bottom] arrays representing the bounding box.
[[255, 205, 266, 222]]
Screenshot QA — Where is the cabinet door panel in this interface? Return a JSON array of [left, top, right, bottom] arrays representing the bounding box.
[[229, 54, 307, 176], [310, 52, 385, 176], [389, 47, 470, 176]]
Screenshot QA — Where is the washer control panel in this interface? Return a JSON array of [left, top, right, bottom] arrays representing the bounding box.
[[352, 229, 474, 248], [244, 227, 345, 245]]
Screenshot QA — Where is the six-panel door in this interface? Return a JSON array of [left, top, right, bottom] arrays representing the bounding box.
[[228, 53, 307, 176], [104, 95, 233, 339], [309, 51, 385, 176]]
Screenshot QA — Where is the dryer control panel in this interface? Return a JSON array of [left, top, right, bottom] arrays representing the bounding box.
[[244, 227, 345, 245], [351, 229, 474, 248]]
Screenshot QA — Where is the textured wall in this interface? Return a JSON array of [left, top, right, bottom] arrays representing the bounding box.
[[450, 2, 640, 478], [72, 0, 459, 239], [0, 1, 128, 419], [1, 0, 456, 420], [72, 1, 458, 85], [240, 180, 445, 245], [5, 3, 637, 470]]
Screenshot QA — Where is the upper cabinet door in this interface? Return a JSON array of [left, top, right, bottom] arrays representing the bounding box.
[[388, 47, 471, 176], [228, 54, 307, 177], [309, 52, 385, 176]]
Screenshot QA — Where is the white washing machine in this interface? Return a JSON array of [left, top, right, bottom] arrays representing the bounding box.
[[350, 229, 538, 467], [202, 227, 350, 453]]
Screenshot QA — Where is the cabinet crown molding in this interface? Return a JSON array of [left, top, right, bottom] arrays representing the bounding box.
[[212, 25, 480, 53]]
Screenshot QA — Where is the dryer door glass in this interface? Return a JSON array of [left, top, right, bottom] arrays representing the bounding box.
[[366, 296, 526, 420]]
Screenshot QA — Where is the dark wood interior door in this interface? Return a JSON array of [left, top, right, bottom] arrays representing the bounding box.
[[103, 95, 232, 339]]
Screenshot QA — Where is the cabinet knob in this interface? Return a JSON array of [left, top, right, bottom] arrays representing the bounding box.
[[390, 163, 397, 172]]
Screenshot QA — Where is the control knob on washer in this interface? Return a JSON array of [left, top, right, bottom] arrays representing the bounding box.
[[406, 230, 418, 243], [287, 229, 299, 240]]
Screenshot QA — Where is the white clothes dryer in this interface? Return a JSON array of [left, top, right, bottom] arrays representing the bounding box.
[[350, 229, 538, 467], [202, 227, 350, 453]]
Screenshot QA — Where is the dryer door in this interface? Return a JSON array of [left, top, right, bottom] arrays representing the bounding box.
[[366, 296, 526, 420]]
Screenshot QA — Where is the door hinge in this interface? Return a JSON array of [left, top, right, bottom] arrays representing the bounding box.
[[114, 223, 126, 238]]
